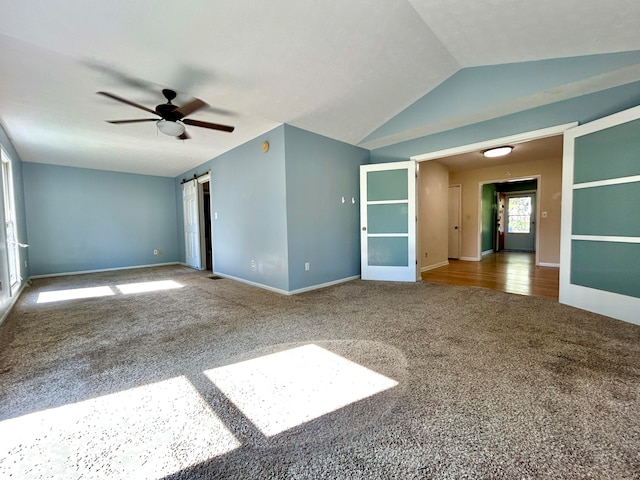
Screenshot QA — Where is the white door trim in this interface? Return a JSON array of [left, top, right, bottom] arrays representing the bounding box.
[[411, 122, 576, 263], [410, 122, 578, 163]]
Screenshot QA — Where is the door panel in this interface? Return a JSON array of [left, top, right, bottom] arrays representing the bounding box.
[[560, 105, 640, 324], [360, 161, 417, 281], [183, 179, 202, 270]]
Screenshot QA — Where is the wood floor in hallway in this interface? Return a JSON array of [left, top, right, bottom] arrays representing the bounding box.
[[421, 252, 560, 299]]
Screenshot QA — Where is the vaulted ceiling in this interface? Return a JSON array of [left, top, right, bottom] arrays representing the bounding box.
[[1, 0, 639, 177]]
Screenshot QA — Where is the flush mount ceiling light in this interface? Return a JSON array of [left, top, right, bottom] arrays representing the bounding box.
[[483, 146, 513, 158], [156, 119, 185, 137]]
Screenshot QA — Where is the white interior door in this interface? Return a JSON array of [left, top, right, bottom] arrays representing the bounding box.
[[183, 179, 202, 270], [360, 161, 417, 282], [448, 185, 460, 259], [560, 105, 640, 324]]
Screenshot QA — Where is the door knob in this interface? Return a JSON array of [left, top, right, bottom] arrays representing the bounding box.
[[362, 226, 367, 231]]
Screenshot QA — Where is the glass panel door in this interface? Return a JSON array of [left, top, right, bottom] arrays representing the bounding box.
[[560, 105, 640, 325], [360, 161, 416, 281]]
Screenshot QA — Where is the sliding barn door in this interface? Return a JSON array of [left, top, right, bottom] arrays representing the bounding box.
[[360, 161, 417, 282], [560, 105, 640, 324], [182, 179, 202, 270]]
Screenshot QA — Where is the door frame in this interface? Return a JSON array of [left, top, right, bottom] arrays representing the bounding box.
[[197, 173, 212, 272], [502, 190, 537, 253], [479, 180, 540, 262], [411, 122, 577, 266]]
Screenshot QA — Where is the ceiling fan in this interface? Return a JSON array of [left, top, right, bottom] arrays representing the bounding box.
[[97, 88, 234, 140]]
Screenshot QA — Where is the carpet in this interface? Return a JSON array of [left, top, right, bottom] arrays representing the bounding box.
[[0, 265, 639, 479]]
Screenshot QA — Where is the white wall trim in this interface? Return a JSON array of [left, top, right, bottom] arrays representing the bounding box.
[[421, 260, 449, 273], [410, 122, 578, 162], [213, 272, 360, 296], [196, 172, 211, 184], [460, 256, 480, 261], [481, 249, 494, 256], [538, 262, 560, 268], [29, 262, 181, 279]]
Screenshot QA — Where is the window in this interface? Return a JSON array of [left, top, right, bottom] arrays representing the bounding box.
[[507, 196, 532, 234]]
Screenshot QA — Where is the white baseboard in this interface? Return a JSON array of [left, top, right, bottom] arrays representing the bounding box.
[[460, 256, 481, 262], [288, 275, 360, 295], [538, 262, 560, 268], [482, 249, 494, 256], [29, 262, 180, 279], [421, 261, 449, 273], [212, 272, 360, 296]]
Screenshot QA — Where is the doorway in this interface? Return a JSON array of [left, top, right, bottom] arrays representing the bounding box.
[[200, 180, 213, 272], [504, 192, 536, 252], [182, 172, 213, 272]]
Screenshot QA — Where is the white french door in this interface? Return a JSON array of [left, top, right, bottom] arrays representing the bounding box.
[[360, 161, 417, 282], [560, 105, 640, 324], [182, 179, 202, 270]]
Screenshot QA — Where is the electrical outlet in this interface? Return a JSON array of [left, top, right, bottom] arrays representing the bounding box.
[[251, 259, 256, 269], [304, 262, 310, 271], [153, 249, 162, 255], [425, 252, 428, 258]]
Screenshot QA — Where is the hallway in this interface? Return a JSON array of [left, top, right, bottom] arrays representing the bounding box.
[[421, 252, 559, 299]]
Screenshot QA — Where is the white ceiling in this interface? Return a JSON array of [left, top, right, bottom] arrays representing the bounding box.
[[0, 0, 639, 177]]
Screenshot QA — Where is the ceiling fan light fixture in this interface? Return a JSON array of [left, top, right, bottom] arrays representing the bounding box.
[[157, 119, 185, 137], [483, 146, 513, 158]]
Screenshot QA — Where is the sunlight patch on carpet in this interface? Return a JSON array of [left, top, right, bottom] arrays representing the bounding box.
[[0, 376, 240, 480], [116, 279, 183, 294], [37, 286, 115, 303], [204, 344, 398, 437]]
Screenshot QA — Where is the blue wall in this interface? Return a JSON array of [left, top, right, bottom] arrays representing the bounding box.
[[284, 125, 368, 291], [363, 52, 640, 146], [23, 163, 178, 276], [175, 125, 290, 292], [174, 124, 369, 293], [0, 123, 29, 320], [370, 80, 640, 163]]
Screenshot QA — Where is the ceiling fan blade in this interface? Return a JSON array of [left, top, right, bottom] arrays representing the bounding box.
[[175, 98, 207, 118], [183, 118, 234, 133], [177, 130, 191, 140], [97, 91, 159, 116], [106, 119, 158, 124]]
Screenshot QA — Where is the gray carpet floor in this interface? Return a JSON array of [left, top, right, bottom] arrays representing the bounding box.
[[1, 264, 639, 479]]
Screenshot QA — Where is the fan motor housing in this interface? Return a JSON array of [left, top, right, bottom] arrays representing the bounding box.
[[156, 103, 181, 120]]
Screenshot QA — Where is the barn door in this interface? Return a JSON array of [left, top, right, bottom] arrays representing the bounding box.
[[182, 179, 202, 270]]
